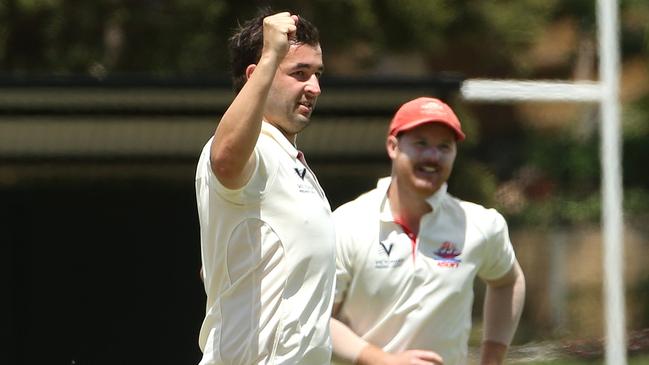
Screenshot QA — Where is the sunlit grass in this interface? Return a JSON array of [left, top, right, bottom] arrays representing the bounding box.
[[522, 354, 649, 364]]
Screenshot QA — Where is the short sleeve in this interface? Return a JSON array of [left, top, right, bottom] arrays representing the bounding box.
[[332, 205, 356, 304], [477, 210, 516, 281], [206, 139, 277, 205]]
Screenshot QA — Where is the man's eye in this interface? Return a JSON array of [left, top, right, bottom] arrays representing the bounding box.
[[440, 143, 454, 151]]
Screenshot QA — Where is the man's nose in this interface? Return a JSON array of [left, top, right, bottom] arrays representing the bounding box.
[[421, 147, 441, 160], [304, 74, 321, 96]]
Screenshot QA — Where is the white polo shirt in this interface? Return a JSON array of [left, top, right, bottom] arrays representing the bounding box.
[[195, 122, 336, 365], [333, 177, 516, 365]]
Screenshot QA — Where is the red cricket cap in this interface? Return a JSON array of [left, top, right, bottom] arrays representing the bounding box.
[[388, 97, 465, 141]]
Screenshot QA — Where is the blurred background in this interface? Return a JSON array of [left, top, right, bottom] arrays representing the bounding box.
[[1, 0, 649, 364]]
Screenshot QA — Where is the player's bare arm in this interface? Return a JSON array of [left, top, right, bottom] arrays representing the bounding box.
[[331, 303, 444, 365], [480, 260, 526, 365], [355, 346, 444, 365], [210, 12, 298, 189]]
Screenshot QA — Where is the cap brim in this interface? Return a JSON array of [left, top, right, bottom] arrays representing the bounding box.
[[391, 118, 465, 141]]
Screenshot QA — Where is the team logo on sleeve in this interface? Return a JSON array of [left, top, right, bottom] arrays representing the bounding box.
[[433, 241, 462, 268]]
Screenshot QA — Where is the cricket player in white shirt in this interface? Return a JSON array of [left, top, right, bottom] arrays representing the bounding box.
[[195, 8, 335, 365], [330, 97, 526, 365]]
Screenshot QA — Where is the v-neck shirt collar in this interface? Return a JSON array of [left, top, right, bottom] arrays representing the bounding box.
[[377, 177, 448, 223]]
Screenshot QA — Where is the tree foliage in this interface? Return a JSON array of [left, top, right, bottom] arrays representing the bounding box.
[[1, 0, 648, 226]]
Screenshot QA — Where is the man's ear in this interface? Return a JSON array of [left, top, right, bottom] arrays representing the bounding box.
[[386, 135, 399, 160], [245, 64, 256, 81]]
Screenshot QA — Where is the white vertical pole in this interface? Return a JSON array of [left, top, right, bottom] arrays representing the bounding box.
[[597, 0, 626, 364]]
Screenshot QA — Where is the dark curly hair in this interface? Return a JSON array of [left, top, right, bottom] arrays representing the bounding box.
[[228, 7, 320, 93]]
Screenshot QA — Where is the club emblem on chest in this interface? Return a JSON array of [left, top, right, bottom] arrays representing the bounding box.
[[294, 167, 307, 180], [433, 241, 462, 268]]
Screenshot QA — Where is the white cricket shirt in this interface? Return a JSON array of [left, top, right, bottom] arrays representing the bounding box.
[[195, 122, 336, 365], [333, 177, 516, 365]]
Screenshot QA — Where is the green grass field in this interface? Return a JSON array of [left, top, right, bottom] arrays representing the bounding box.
[[523, 354, 649, 364], [472, 339, 649, 365]]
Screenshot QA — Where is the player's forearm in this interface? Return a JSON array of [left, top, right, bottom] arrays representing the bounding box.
[[210, 54, 280, 183], [481, 262, 526, 364], [483, 282, 524, 344], [330, 317, 368, 364], [330, 311, 443, 365], [355, 343, 392, 365], [479, 340, 508, 365]]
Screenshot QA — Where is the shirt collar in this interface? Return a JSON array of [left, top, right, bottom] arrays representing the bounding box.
[[260, 121, 299, 158], [425, 183, 448, 212], [377, 176, 448, 222], [377, 177, 394, 222]]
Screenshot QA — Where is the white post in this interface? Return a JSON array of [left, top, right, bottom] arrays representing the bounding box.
[[461, 1, 626, 360], [597, 0, 627, 364]]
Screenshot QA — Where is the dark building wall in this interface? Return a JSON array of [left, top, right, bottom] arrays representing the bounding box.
[[1, 160, 393, 365], [3, 180, 205, 365]]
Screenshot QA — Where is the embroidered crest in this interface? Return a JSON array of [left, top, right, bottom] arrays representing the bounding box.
[[433, 241, 462, 268]]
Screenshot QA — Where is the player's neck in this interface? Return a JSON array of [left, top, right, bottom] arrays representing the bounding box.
[[388, 179, 432, 235]]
